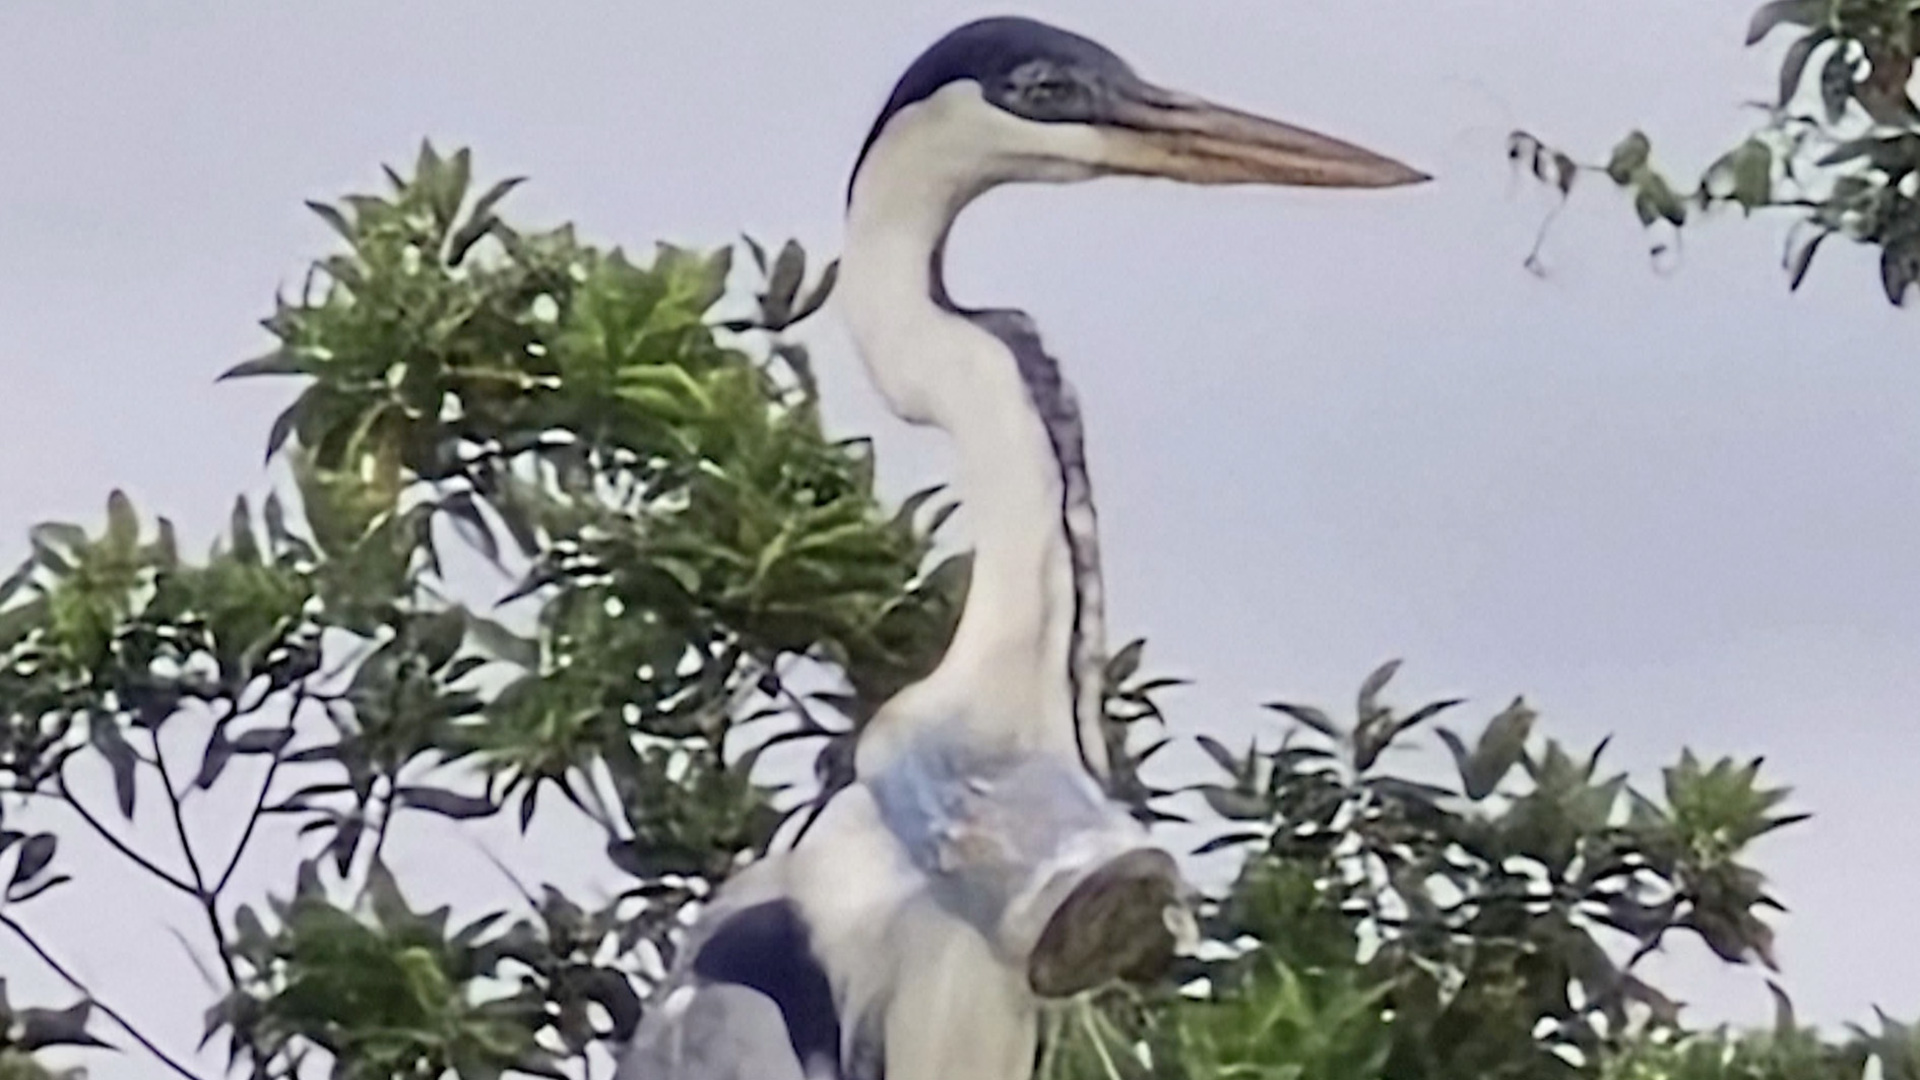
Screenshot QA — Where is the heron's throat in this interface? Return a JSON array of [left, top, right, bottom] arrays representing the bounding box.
[[842, 157, 1109, 779]]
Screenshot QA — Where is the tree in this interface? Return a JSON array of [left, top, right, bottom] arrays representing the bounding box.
[[1510, 0, 1920, 304], [0, 145, 1907, 1080]]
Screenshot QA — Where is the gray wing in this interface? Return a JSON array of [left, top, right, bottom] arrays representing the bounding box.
[[618, 982, 814, 1080], [619, 893, 844, 1080]]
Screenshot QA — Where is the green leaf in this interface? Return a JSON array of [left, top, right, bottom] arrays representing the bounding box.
[[1606, 130, 1652, 184], [1634, 171, 1686, 227], [104, 490, 139, 551], [219, 350, 310, 382], [305, 200, 354, 243]]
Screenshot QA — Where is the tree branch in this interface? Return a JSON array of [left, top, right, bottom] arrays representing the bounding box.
[[0, 911, 211, 1080], [147, 721, 241, 987], [44, 777, 197, 898]]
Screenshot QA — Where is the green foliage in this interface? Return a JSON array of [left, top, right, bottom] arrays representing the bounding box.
[[1038, 662, 1882, 1080], [0, 142, 1905, 1080], [0, 145, 956, 1080], [1512, 0, 1920, 302]]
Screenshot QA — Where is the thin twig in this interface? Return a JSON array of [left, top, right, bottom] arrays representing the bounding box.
[[45, 777, 197, 897], [215, 750, 285, 896], [0, 912, 210, 1080], [148, 721, 240, 986]]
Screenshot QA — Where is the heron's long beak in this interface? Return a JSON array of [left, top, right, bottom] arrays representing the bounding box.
[[1100, 83, 1429, 188]]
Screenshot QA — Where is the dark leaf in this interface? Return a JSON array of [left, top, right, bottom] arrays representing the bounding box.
[[790, 259, 840, 325], [1779, 30, 1835, 107], [1263, 701, 1342, 740], [580, 967, 643, 1041], [218, 350, 309, 382], [606, 838, 704, 879], [1356, 658, 1401, 720], [196, 729, 236, 790], [90, 717, 139, 818], [232, 727, 294, 756], [17, 1002, 108, 1051], [1194, 734, 1240, 777], [1788, 229, 1830, 290], [1192, 830, 1267, 855], [1197, 785, 1269, 821], [8, 833, 56, 888], [305, 200, 355, 243], [763, 240, 806, 327], [1820, 46, 1856, 123], [1747, 0, 1822, 44], [396, 786, 498, 820], [7, 873, 72, 904], [1105, 639, 1146, 685], [1882, 240, 1920, 305]]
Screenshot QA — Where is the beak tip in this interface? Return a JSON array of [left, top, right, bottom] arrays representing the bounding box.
[[1381, 162, 1433, 188]]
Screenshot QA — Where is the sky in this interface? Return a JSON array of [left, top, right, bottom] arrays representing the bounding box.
[[3, 1, 1918, 1075]]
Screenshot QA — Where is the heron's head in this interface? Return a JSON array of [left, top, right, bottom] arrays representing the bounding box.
[[849, 16, 1427, 207]]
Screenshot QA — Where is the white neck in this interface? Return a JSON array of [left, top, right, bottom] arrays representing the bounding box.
[[838, 84, 1107, 781]]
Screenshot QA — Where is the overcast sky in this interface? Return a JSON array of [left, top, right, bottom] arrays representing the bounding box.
[[4, 2, 1917, 1076]]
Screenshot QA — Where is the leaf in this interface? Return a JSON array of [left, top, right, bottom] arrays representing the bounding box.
[[7, 873, 72, 904], [1820, 46, 1855, 122], [219, 350, 310, 382], [90, 716, 139, 818], [790, 258, 840, 325], [762, 240, 806, 327], [1730, 140, 1774, 211], [8, 833, 55, 889], [1105, 639, 1146, 685], [1882, 238, 1920, 305], [1634, 172, 1686, 227], [606, 838, 705, 880], [229, 496, 260, 564], [580, 967, 643, 1041], [396, 786, 498, 820], [469, 615, 539, 668], [1263, 701, 1342, 740], [1769, 980, 1798, 1034], [1778, 29, 1835, 107], [1747, 0, 1822, 44], [196, 728, 236, 790], [305, 200, 355, 243], [1788, 229, 1830, 290], [1197, 785, 1270, 821], [1465, 698, 1536, 799], [1356, 658, 1400, 721], [448, 176, 525, 265], [1195, 734, 1241, 777], [1193, 830, 1267, 855], [17, 1001, 108, 1051], [232, 727, 294, 755], [1606, 130, 1651, 184]]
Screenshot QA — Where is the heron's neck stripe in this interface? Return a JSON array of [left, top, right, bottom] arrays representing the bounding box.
[[950, 300, 1109, 782]]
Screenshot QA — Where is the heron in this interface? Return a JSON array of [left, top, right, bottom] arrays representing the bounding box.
[[620, 16, 1425, 1080]]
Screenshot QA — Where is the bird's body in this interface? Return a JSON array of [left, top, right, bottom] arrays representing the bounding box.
[[621, 17, 1425, 1080]]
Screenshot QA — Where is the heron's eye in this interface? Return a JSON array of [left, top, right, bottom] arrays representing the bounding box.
[[1008, 64, 1089, 114]]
